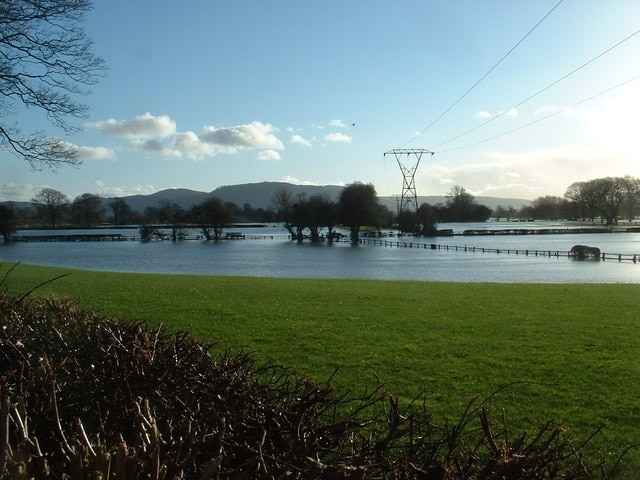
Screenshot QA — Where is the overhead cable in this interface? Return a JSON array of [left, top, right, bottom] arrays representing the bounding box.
[[429, 26, 640, 151], [398, 0, 564, 148], [435, 73, 640, 154]]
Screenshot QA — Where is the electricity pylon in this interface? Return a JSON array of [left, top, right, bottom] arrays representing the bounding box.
[[384, 149, 434, 216]]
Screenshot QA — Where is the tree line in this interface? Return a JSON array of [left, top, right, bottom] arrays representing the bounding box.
[[493, 176, 640, 224], [0, 183, 472, 245], [1, 176, 639, 244]]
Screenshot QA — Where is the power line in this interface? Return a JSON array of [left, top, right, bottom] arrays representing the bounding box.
[[435, 73, 640, 154], [429, 26, 640, 151], [398, 0, 564, 148]]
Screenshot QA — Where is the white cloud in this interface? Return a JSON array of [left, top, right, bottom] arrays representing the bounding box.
[[76, 145, 117, 160], [172, 131, 218, 159], [329, 119, 347, 128], [131, 138, 166, 153], [200, 121, 283, 150], [581, 84, 640, 174], [257, 149, 281, 161], [495, 108, 519, 118], [420, 141, 637, 200], [87, 112, 176, 139], [474, 108, 518, 120], [0, 183, 40, 202], [281, 176, 318, 186], [86, 115, 292, 162], [290, 134, 312, 147], [324, 132, 352, 143], [503, 171, 521, 179], [94, 181, 157, 197], [59, 141, 117, 160], [534, 105, 564, 116]]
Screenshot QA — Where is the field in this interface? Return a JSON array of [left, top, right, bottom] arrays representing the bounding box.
[[4, 263, 640, 472]]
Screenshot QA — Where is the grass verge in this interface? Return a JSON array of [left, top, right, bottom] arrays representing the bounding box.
[[4, 263, 640, 473]]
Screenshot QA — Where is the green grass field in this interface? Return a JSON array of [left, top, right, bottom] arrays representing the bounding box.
[[4, 263, 640, 471]]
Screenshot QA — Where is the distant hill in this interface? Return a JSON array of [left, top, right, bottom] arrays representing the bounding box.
[[210, 182, 345, 209], [117, 183, 530, 212], [2, 182, 531, 213], [115, 188, 212, 212], [111, 182, 346, 212]]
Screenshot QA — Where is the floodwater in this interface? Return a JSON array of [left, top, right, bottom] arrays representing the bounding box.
[[1, 223, 639, 283]]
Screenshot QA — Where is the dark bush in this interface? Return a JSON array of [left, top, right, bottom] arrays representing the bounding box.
[[0, 283, 614, 479]]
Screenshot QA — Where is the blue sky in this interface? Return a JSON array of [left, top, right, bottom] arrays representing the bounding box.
[[2, 0, 640, 203]]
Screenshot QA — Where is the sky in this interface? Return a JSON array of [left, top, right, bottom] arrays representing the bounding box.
[[2, 0, 640, 203]]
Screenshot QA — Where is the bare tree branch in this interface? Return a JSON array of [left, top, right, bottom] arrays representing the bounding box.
[[0, 0, 105, 169]]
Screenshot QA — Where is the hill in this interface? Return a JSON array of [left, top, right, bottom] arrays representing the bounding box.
[[2, 182, 531, 213], [117, 183, 530, 212], [210, 182, 345, 209], [108, 182, 345, 212]]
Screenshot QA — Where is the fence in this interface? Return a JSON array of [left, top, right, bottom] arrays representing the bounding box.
[[355, 237, 639, 263]]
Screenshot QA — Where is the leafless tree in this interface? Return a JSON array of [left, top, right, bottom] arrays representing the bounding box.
[[191, 198, 234, 240], [71, 192, 105, 226], [565, 176, 639, 225], [272, 187, 297, 239], [109, 197, 136, 225], [32, 187, 70, 227], [159, 200, 186, 241], [0, 0, 105, 169]]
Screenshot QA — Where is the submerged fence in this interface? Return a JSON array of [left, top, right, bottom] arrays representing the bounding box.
[[355, 237, 639, 263]]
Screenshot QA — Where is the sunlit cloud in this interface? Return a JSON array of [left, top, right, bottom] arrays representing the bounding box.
[[421, 142, 635, 200], [200, 121, 283, 150], [86, 114, 287, 161], [257, 149, 281, 161], [329, 119, 347, 128], [94, 181, 157, 197], [581, 84, 640, 175], [60, 142, 117, 160], [474, 108, 518, 119], [324, 132, 352, 143], [172, 131, 218, 159], [534, 105, 564, 116], [83, 113, 361, 166], [86, 112, 176, 139], [0, 183, 40, 202], [501, 108, 519, 117], [290, 134, 312, 147], [281, 176, 318, 186]]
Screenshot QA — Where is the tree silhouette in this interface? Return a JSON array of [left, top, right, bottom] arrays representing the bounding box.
[[338, 182, 380, 245], [0, 0, 105, 169], [32, 188, 70, 227]]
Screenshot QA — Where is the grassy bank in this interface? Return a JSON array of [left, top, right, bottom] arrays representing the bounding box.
[[4, 263, 640, 471]]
